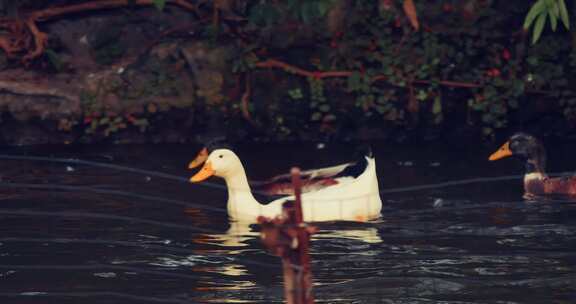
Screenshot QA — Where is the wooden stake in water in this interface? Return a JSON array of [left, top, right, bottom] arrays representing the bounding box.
[[258, 167, 315, 304]]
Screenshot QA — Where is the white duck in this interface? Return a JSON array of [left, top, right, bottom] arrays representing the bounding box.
[[189, 149, 382, 223], [189, 146, 358, 195]]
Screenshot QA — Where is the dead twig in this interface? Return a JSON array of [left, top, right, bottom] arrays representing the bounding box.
[[241, 74, 253, 123], [256, 58, 482, 89]]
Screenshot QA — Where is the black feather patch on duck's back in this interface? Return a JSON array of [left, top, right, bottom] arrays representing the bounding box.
[[257, 168, 344, 196], [334, 145, 373, 179], [256, 151, 372, 196], [334, 157, 368, 179]]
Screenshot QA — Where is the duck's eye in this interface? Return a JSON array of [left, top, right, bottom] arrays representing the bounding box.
[[219, 154, 223, 159]]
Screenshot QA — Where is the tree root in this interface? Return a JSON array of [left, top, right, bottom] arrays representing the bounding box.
[[0, 78, 78, 102], [0, 0, 199, 64]]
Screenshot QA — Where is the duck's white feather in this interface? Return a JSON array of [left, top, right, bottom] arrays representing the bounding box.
[[203, 149, 382, 223], [250, 157, 380, 222]]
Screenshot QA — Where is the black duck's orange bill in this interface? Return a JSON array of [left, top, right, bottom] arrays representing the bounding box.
[[489, 141, 512, 161], [190, 161, 214, 182], [188, 147, 209, 169]]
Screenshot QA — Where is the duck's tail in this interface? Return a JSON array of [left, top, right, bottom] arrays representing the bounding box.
[[335, 145, 373, 179]]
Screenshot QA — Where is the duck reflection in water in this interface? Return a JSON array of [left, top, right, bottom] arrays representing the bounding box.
[[187, 146, 384, 245]]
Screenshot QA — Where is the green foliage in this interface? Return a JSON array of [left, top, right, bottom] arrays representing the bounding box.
[[248, 0, 338, 26], [308, 77, 329, 122], [82, 113, 149, 137], [207, 0, 576, 139], [524, 0, 570, 44], [12, 0, 576, 141]]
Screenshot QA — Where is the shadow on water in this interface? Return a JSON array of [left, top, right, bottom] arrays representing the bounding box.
[[0, 142, 575, 303]]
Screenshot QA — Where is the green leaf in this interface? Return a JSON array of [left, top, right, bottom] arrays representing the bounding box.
[[490, 103, 506, 114], [311, 112, 322, 121], [416, 90, 428, 101], [558, 0, 570, 29], [319, 104, 331, 112], [286, 0, 299, 12], [549, 6, 558, 31], [551, 0, 560, 17], [544, 0, 556, 12], [317, 0, 334, 17], [532, 12, 547, 44], [524, 0, 546, 30], [508, 99, 519, 108], [300, 2, 319, 23], [511, 80, 525, 96], [527, 56, 539, 66], [493, 77, 506, 87], [262, 4, 281, 25], [484, 86, 497, 99], [248, 4, 264, 25], [347, 72, 361, 91], [432, 96, 442, 114], [152, 0, 166, 11], [289, 88, 303, 99], [482, 113, 494, 123], [472, 102, 487, 111]]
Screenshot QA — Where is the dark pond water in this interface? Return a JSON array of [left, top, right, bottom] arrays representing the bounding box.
[[1, 141, 575, 303]]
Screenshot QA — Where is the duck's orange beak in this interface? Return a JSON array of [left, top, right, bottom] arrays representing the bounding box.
[[190, 161, 214, 182], [188, 147, 209, 169], [489, 141, 512, 161]]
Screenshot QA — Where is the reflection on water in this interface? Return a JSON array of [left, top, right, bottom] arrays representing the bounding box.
[[0, 142, 575, 303], [196, 220, 384, 248], [198, 221, 260, 248], [313, 224, 383, 244]]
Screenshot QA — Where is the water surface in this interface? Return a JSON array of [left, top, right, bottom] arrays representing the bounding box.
[[0, 142, 575, 303]]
